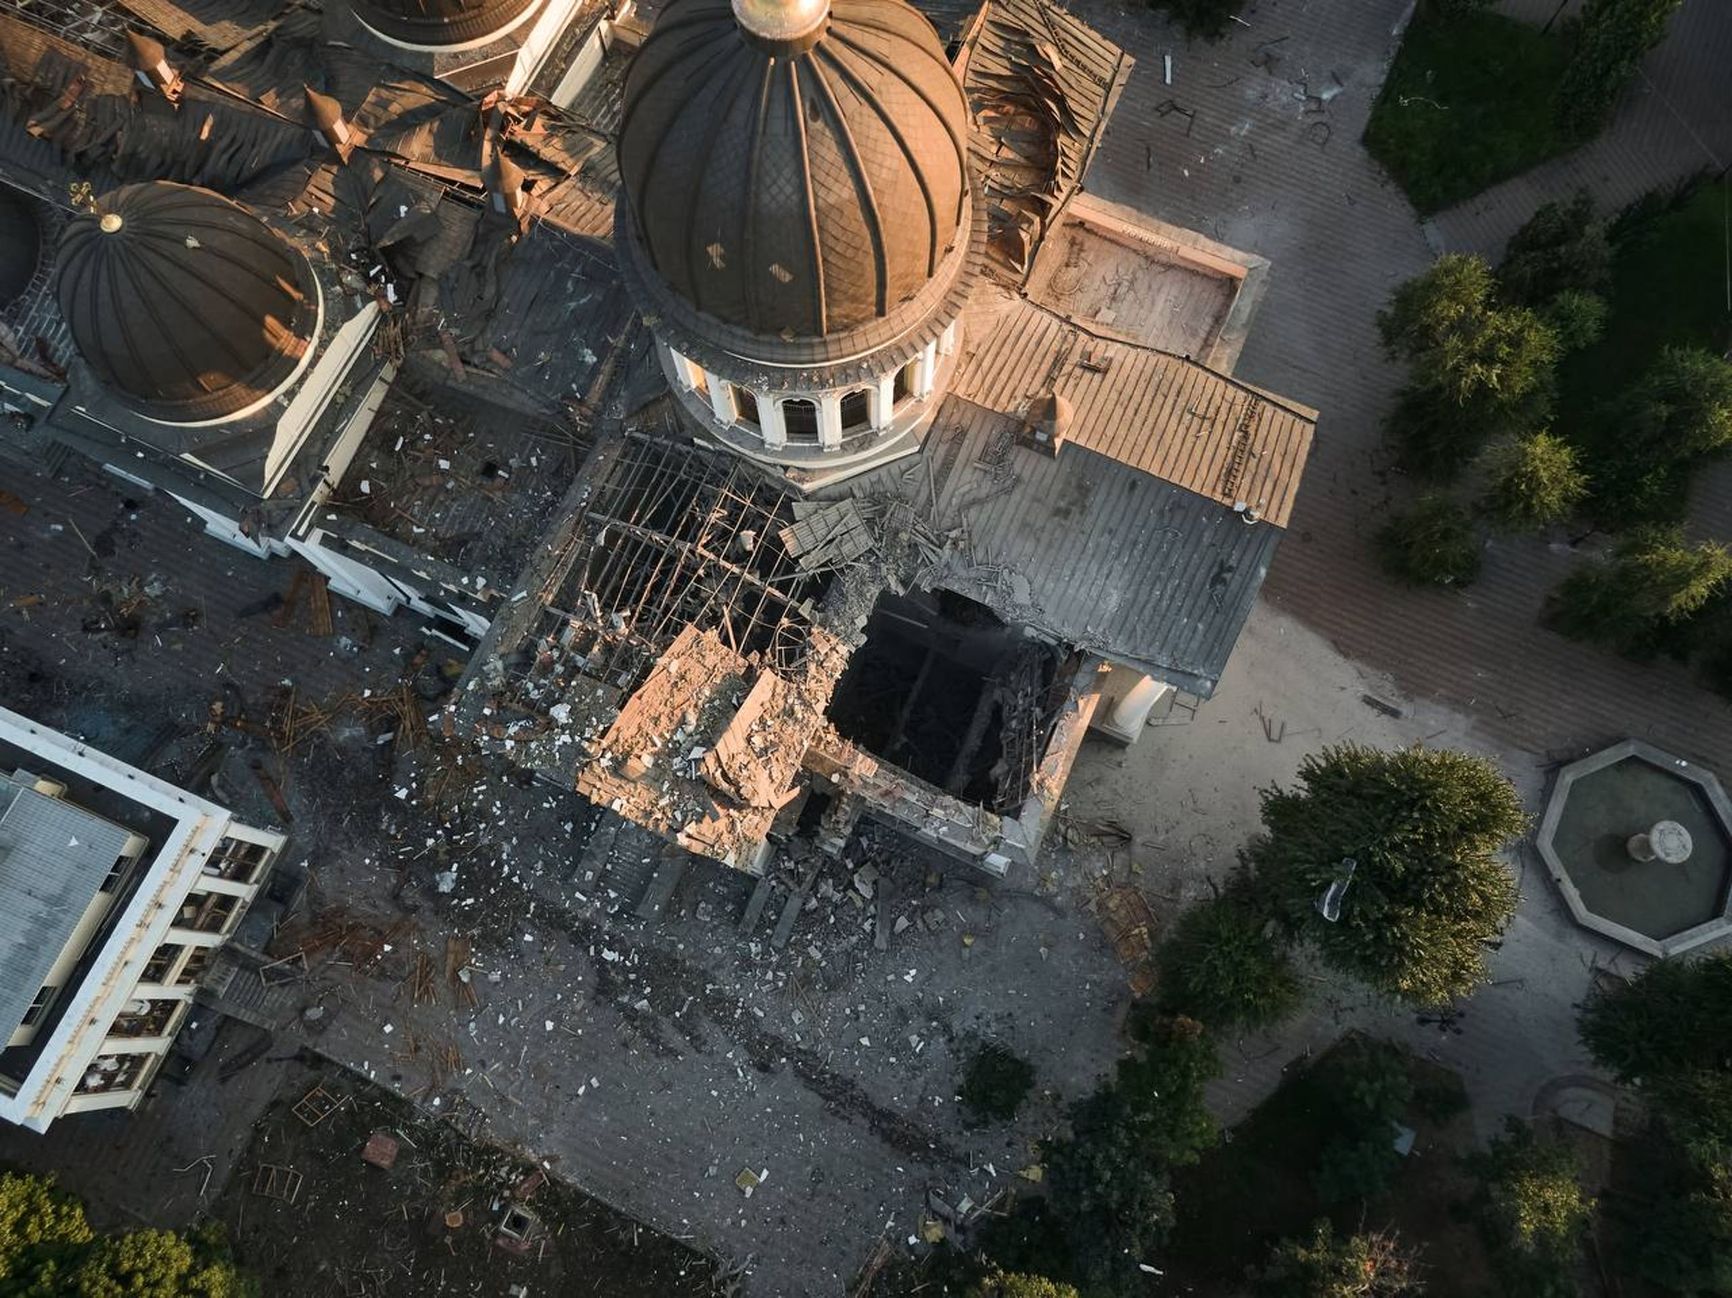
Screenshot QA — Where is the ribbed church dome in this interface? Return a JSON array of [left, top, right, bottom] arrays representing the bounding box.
[[350, 0, 542, 47], [0, 189, 39, 307], [56, 183, 319, 425], [617, 0, 971, 340]]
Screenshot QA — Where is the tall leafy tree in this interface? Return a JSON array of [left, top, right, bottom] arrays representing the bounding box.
[[1464, 1119, 1591, 1298], [1578, 951, 1732, 1082], [1496, 192, 1612, 308], [1378, 256, 1560, 475], [1155, 890, 1301, 1030], [0, 1174, 91, 1285], [1579, 953, 1732, 1291], [1245, 744, 1525, 1006], [1254, 1219, 1424, 1297], [1378, 255, 1560, 410], [1377, 495, 1482, 586], [1045, 1017, 1219, 1295], [0, 1176, 251, 1298], [1546, 528, 1732, 659], [1555, 0, 1686, 140], [1479, 431, 1588, 531]]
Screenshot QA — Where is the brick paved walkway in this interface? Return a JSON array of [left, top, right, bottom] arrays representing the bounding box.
[[1074, 0, 1732, 776]]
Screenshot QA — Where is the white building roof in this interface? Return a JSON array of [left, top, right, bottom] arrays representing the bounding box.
[[0, 775, 134, 1039]]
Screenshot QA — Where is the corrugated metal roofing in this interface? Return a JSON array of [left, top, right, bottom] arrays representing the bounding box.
[[951, 289, 1314, 526], [837, 393, 1280, 695], [0, 777, 134, 1042]]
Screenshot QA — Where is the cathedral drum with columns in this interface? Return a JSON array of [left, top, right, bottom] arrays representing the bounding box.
[[615, 0, 985, 485]]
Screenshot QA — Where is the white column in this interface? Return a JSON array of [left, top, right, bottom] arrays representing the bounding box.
[[914, 340, 937, 398], [939, 320, 958, 356], [817, 393, 844, 449], [760, 397, 787, 450], [704, 370, 734, 425], [870, 373, 896, 430], [667, 347, 702, 392]]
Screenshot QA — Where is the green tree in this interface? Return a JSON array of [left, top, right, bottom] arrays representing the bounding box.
[[1587, 347, 1732, 527], [65, 1228, 246, 1298], [1496, 193, 1611, 308], [1479, 431, 1588, 531], [1155, 891, 1301, 1031], [1378, 257, 1560, 475], [0, 1173, 91, 1284], [1622, 346, 1732, 460], [966, 1269, 1081, 1298], [1045, 1084, 1177, 1294], [1116, 1014, 1221, 1166], [0, 1176, 250, 1298], [959, 1043, 1036, 1125], [1464, 1119, 1590, 1297], [1546, 529, 1732, 659], [1254, 1219, 1424, 1297], [1628, 1163, 1732, 1296], [1539, 289, 1608, 353], [1310, 1036, 1415, 1205], [1046, 1017, 1220, 1294], [1555, 0, 1686, 140], [1245, 744, 1525, 1006], [1578, 952, 1732, 1083], [1376, 495, 1482, 586], [1378, 255, 1560, 410], [1578, 954, 1732, 1294]]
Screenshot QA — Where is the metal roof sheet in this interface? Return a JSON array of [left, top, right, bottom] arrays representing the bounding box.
[[838, 393, 1281, 695], [951, 289, 1314, 526], [0, 777, 135, 1042]]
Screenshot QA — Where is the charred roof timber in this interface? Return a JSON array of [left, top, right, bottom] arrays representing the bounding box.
[[55, 183, 320, 426], [616, 0, 971, 340]]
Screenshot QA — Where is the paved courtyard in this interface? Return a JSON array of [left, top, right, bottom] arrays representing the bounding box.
[[1076, 0, 1732, 776]]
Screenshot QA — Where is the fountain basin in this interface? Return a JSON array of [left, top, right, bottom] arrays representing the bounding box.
[[1536, 739, 1732, 957]]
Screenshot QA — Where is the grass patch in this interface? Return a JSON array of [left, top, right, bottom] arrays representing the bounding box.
[[1561, 180, 1732, 437], [1365, 2, 1573, 214]]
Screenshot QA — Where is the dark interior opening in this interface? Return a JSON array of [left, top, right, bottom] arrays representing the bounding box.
[[782, 398, 819, 444], [825, 589, 1065, 810], [840, 389, 870, 431]]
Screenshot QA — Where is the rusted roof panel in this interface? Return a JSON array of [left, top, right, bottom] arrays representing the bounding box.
[[950, 289, 1314, 526]]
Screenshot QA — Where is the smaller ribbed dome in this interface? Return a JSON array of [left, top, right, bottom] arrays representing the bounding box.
[[56, 183, 319, 425], [0, 189, 40, 307], [350, 0, 542, 47]]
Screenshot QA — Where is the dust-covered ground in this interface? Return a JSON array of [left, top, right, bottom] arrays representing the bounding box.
[[210, 1056, 719, 1297]]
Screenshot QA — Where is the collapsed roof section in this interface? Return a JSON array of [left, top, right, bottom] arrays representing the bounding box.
[[956, 0, 1133, 278], [572, 622, 853, 870]]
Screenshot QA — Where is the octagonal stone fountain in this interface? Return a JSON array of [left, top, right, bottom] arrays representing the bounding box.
[[1537, 739, 1732, 957]]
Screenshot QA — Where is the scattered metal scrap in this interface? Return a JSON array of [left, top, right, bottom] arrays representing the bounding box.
[[251, 1163, 303, 1204]]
